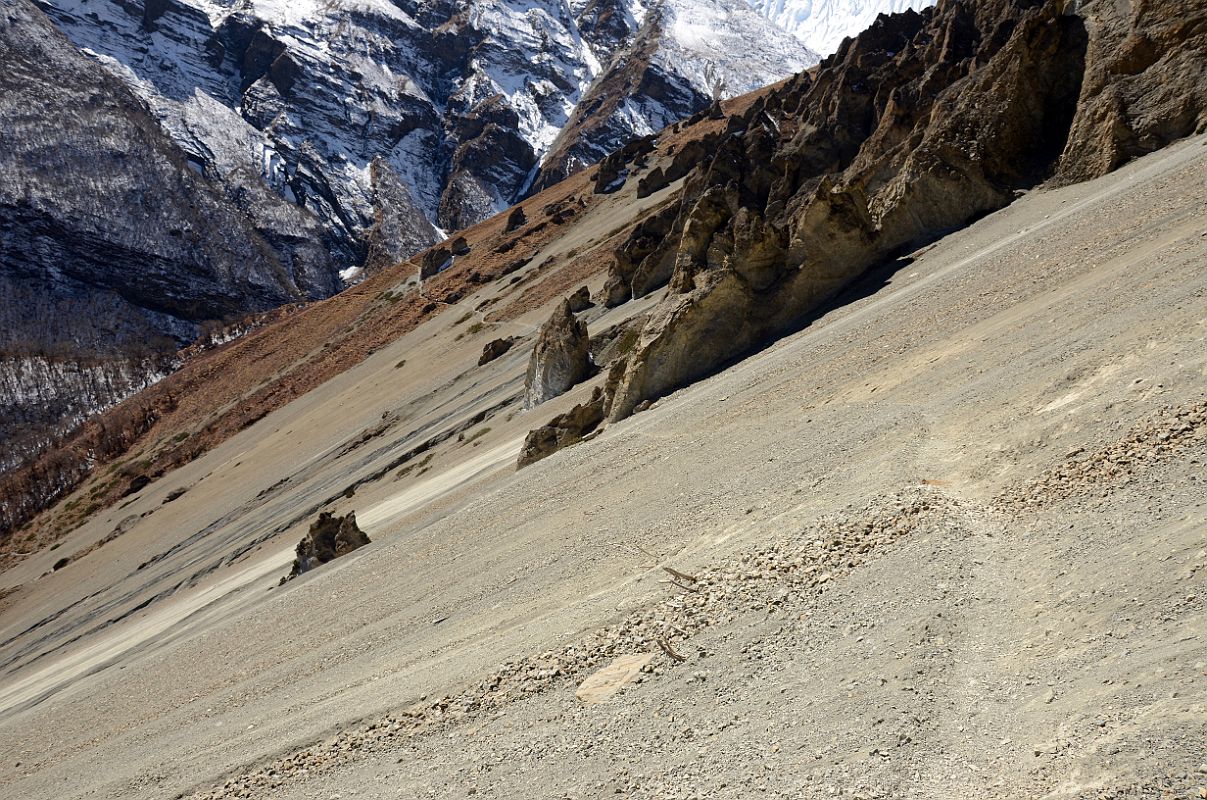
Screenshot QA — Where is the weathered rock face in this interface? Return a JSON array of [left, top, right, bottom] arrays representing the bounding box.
[[32, 0, 815, 267], [592, 0, 1206, 423], [0, 0, 348, 456], [1055, 0, 1207, 185], [603, 202, 682, 307], [517, 387, 607, 468], [524, 300, 592, 410], [282, 511, 370, 584]]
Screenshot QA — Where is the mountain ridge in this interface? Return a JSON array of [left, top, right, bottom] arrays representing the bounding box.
[[748, 0, 936, 54]]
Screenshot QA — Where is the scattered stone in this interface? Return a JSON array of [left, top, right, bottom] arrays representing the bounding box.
[[575, 653, 654, 704]]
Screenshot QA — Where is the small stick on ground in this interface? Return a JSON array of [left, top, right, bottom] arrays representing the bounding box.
[[658, 579, 699, 593], [662, 565, 697, 584], [657, 637, 687, 663]]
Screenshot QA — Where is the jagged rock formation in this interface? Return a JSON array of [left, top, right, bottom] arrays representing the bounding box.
[[282, 511, 370, 584], [602, 202, 683, 306], [524, 0, 1207, 460], [524, 300, 592, 410]]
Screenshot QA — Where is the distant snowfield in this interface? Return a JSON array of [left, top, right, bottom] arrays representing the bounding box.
[[747, 0, 936, 54]]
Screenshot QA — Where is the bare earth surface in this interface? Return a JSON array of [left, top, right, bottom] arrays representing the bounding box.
[[0, 136, 1205, 799]]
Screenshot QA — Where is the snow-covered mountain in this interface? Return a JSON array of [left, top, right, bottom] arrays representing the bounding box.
[[747, 0, 935, 55], [2, 0, 815, 462], [32, 0, 816, 273]]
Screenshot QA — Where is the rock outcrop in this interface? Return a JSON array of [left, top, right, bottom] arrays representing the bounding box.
[[598, 0, 1205, 423], [517, 387, 607, 468], [520, 0, 1207, 461], [505, 207, 528, 234], [281, 512, 370, 584], [567, 287, 595, 314], [524, 301, 592, 410]]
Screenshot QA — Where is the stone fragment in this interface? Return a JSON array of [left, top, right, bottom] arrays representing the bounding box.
[[575, 653, 655, 704]]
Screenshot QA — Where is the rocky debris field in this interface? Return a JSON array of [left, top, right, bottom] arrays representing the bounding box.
[[193, 396, 1206, 800], [195, 487, 969, 799]]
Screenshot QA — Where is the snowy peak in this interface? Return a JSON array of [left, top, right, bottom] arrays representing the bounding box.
[[34, 0, 815, 278], [658, 0, 819, 98], [747, 0, 936, 55]]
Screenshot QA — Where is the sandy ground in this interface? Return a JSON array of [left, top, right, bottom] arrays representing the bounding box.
[[0, 135, 1204, 799]]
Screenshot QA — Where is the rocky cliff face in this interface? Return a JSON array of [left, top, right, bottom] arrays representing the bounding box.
[[1, 0, 345, 453], [33, 0, 816, 270], [569, 0, 1206, 432]]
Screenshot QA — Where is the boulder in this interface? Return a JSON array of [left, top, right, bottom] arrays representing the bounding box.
[[419, 245, 453, 279], [281, 511, 370, 583], [505, 206, 527, 233], [566, 286, 594, 313], [517, 386, 607, 468], [524, 300, 591, 409], [478, 337, 515, 366]]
